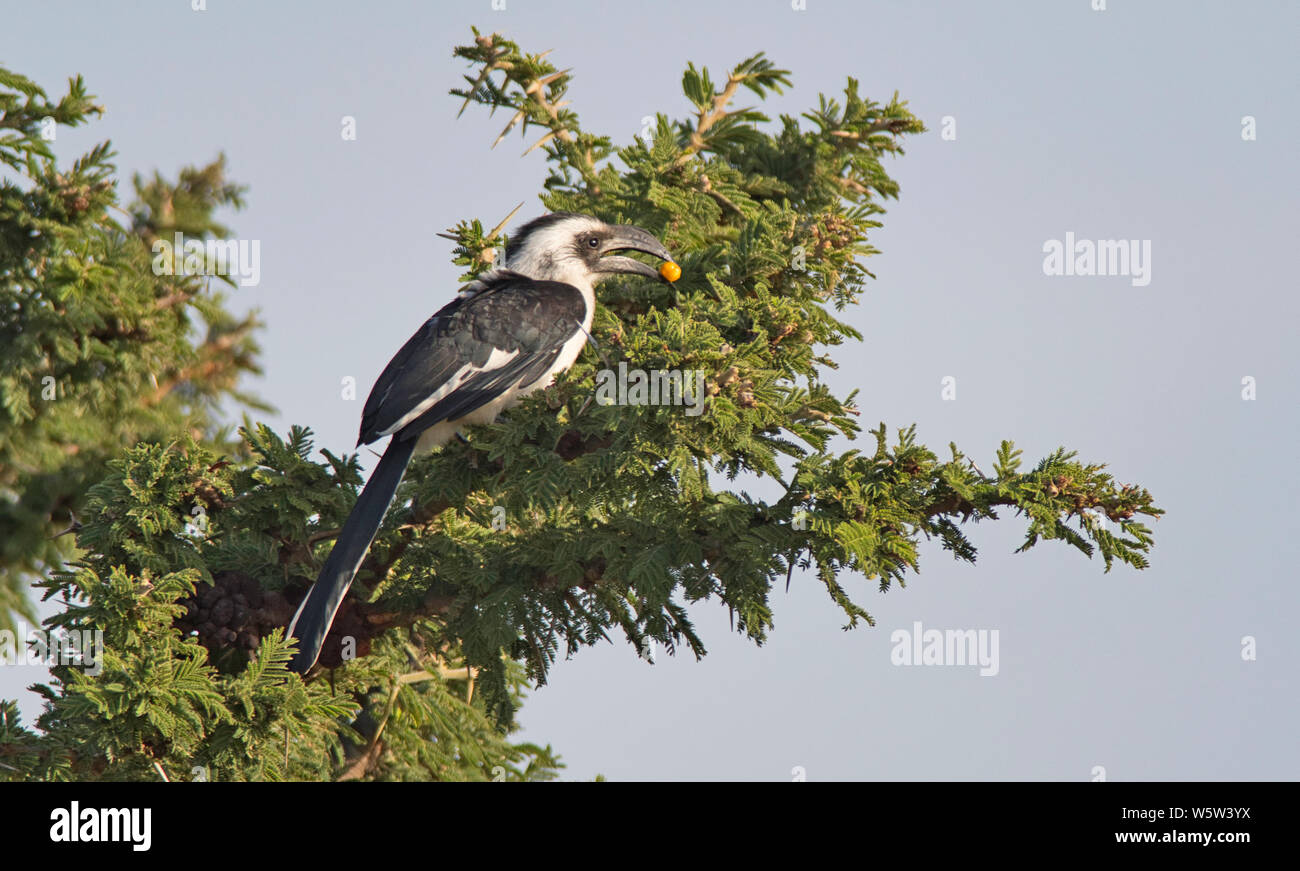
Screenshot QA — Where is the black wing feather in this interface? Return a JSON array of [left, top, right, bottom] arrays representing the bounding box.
[[358, 273, 587, 445], [397, 345, 564, 438]]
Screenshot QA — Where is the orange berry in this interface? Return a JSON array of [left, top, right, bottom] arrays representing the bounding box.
[[659, 261, 681, 282]]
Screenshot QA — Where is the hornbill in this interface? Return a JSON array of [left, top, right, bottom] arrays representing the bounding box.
[[286, 213, 675, 673]]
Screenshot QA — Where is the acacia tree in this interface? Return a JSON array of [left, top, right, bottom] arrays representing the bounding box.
[[0, 30, 1160, 781], [0, 64, 558, 781], [0, 68, 262, 630]]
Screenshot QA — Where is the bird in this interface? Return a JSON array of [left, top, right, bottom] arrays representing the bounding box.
[[286, 213, 676, 673]]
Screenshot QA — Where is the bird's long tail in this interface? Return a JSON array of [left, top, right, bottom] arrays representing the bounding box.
[[287, 435, 418, 673]]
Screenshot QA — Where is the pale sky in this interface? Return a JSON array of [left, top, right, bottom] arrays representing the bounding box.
[[3, 0, 1297, 780]]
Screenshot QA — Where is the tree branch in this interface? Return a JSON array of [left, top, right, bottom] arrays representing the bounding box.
[[674, 74, 744, 166]]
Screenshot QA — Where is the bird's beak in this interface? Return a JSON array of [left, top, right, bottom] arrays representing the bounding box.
[[594, 224, 676, 281]]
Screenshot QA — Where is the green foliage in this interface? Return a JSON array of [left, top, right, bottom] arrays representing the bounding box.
[[0, 63, 562, 780], [0, 67, 263, 631], [2, 28, 1161, 780], [17, 556, 354, 782], [1, 430, 561, 781], [421, 29, 1162, 677]]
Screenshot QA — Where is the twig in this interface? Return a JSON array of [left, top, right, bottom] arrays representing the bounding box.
[[487, 203, 525, 240], [675, 73, 745, 165], [337, 679, 401, 781], [306, 528, 341, 546]]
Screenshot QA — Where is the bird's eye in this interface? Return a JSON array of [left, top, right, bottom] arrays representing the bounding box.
[[587, 236, 600, 248]]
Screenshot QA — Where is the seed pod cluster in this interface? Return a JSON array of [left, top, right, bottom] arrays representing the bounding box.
[[176, 571, 293, 658]]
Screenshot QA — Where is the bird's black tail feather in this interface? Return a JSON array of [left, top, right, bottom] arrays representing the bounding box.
[[287, 435, 418, 673]]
